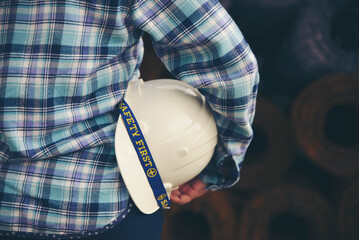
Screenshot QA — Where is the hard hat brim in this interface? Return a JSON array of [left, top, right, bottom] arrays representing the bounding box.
[[114, 114, 160, 214]]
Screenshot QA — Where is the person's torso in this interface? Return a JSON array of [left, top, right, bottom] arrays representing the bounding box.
[[0, 0, 144, 237]]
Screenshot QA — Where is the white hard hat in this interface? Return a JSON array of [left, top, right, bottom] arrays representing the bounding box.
[[115, 79, 218, 214]]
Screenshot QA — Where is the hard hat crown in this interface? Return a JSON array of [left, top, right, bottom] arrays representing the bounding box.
[[115, 79, 217, 214]]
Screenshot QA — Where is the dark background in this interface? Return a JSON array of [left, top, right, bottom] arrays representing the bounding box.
[[140, 0, 359, 239]]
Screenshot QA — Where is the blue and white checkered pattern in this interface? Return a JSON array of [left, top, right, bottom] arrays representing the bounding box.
[[0, 0, 259, 238]]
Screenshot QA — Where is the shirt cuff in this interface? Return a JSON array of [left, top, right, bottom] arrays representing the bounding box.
[[198, 149, 243, 191]]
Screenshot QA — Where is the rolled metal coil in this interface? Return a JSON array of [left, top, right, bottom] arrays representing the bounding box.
[[238, 184, 337, 240], [162, 191, 237, 240], [236, 98, 295, 189], [292, 74, 359, 178]]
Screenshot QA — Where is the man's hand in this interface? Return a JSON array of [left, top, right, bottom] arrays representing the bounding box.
[[170, 177, 207, 205]]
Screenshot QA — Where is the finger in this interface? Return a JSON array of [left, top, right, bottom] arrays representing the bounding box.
[[180, 184, 198, 199], [172, 193, 192, 205], [170, 194, 180, 202], [171, 189, 181, 197], [170, 178, 208, 205], [182, 181, 206, 199], [170, 189, 182, 202], [180, 183, 193, 193]]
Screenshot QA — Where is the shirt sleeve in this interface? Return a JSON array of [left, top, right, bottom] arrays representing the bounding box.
[[130, 0, 259, 190]]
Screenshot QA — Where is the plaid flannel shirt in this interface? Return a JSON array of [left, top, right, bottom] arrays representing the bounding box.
[[0, 0, 259, 238]]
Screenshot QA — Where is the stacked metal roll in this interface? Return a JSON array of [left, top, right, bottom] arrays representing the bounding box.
[[339, 180, 359, 240], [229, 0, 307, 39], [235, 98, 295, 190], [274, 0, 359, 92], [238, 184, 337, 240], [292, 74, 359, 178], [162, 191, 237, 240]]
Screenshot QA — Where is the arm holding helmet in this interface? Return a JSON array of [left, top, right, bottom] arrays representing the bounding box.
[[131, 0, 259, 202]]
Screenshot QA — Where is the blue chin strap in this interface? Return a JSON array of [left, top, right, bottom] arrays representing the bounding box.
[[119, 99, 171, 209]]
